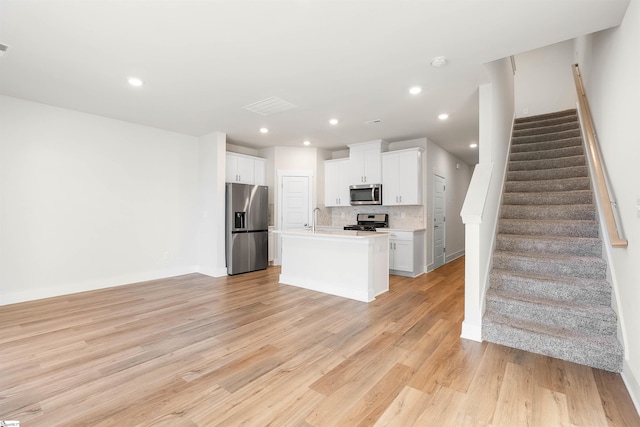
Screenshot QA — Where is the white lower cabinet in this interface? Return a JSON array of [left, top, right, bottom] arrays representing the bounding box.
[[387, 230, 425, 277]]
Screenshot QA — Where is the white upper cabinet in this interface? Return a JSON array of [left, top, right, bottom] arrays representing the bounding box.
[[226, 152, 266, 185], [324, 158, 351, 207], [348, 140, 388, 185], [382, 148, 423, 206], [324, 159, 350, 207]]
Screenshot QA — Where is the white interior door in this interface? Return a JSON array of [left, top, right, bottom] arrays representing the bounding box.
[[282, 176, 310, 230], [433, 174, 446, 270], [277, 175, 310, 264]]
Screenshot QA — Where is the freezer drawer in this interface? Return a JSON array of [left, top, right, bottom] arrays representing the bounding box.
[[227, 231, 268, 275]]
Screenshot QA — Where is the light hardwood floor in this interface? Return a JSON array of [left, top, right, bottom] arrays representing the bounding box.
[[1, 257, 638, 426]]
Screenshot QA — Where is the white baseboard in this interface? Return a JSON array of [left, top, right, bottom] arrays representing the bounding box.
[[0, 266, 199, 306], [460, 320, 483, 342], [197, 266, 228, 278], [446, 250, 465, 263], [425, 250, 466, 274], [622, 360, 640, 417]]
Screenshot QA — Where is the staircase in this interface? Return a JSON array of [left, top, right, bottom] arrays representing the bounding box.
[[482, 109, 624, 372]]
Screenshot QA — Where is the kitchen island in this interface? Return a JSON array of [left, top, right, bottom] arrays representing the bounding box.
[[276, 229, 389, 302]]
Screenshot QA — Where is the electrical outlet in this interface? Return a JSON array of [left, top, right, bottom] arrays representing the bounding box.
[[523, 108, 529, 115], [163, 251, 170, 260]]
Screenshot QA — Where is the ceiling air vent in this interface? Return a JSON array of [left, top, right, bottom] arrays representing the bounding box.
[[243, 97, 297, 116], [0, 43, 9, 58], [364, 119, 382, 125]]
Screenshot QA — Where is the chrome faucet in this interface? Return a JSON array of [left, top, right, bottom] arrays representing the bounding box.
[[312, 207, 322, 232]]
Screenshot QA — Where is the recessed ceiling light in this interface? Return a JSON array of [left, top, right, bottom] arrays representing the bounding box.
[[470, 143, 478, 148], [409, 86, 422, 95], [438, 113, 449, 120], [260, 127, 269, 134], [127, 77, 144, 87], [431, 56, 448, 67], [303, 140, 311, 146], [329, 118, 339, 125]]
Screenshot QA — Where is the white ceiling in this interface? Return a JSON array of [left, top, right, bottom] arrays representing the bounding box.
[[0, 1, 630, 165]]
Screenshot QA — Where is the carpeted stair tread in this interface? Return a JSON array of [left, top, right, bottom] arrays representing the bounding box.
[[503, 190, 592, 205], [507, 165, 588, 181], [512, 121, 579, 138], [504, 177, 591, 193], [513, 114, 578, 130], [510, 145, 584, 162], [490, 268, 611, 305], [483, 310, 623, 372], [495, 234, 601, 256], [509, 155, 586, 171], [500, 204, 595, 220], [492, 250, 607, 279], [486, 288, 617, 335], [512, 128, 582, 145], [498, 218, 599, 238], [483, 108, 623, 373], [510, 136, 583, 154], [514, 109, 577, 124]]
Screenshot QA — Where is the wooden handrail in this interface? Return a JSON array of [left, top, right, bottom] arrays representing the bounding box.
[[572, 64, 628, 248]]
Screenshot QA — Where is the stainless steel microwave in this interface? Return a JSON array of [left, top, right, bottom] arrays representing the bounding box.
[[349, 184, 382, 205]]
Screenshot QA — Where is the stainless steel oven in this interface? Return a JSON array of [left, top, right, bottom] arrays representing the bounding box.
[[349, 184, 382, 205]]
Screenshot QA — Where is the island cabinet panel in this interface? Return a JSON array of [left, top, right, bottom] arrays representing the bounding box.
[[277, 229, 389, 302], [385, 229, 425, 278], [348, 140, 388, 185], [324, 159, 350, 207], [382, 148, 423, 206], [226, 152, 266, 185]]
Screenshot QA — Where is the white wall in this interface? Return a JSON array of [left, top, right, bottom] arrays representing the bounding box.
[[197, 132, 227, 277], [271, 146, 321, 226], [514, 39, 577, 117], [0, 95, 201, 304], [426, 140, 473, 269], [461, 56, 514, 341], [578, 0, 640, 410]]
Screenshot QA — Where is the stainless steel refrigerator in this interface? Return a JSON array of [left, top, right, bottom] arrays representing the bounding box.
[[225, 183, 269, 275]]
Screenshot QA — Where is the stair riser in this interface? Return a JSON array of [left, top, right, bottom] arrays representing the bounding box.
[[486, 298, 616, 335], [505, 178, 591, 193], [512, 122, 579, 138], [500, 205, 595, 221], [510, 146, 584, 162], [493, 254, 606, 279], [509, 155, 586, 171], [507, 166, 588, 181], [489, 272, 611, 305], [503, 191, 592, 205], [495, 235, 602, 256], [483, 321, 623, 372], [513, 129, 582, 145], [511, 137, 582, 154]]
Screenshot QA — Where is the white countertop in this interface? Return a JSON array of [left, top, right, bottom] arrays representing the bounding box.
[[276, 228, 388, 239]]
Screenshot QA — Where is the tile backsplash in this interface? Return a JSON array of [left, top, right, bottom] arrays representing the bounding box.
[[271, 204, 425, 229], [323, 205, 425, 229]]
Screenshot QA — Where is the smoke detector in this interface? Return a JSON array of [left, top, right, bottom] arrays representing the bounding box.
[[431, 56, 447, 67]]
